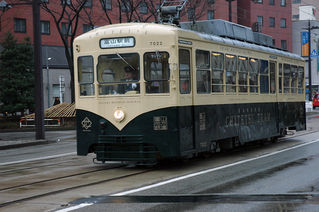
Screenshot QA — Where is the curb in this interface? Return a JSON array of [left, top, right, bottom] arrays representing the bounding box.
[[0, 140, 57, 150]]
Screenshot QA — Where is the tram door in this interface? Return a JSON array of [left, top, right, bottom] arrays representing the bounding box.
[[270, 61, 279, 133], [178, 48, 195, 152]]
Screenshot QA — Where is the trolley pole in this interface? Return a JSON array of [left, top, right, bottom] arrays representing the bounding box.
[[33, 0, 45, 140]]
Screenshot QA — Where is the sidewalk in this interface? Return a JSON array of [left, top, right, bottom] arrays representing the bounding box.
[[0, 130, 76, 150]]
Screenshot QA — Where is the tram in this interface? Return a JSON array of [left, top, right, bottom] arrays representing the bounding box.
[[74, 19, 305, 164]]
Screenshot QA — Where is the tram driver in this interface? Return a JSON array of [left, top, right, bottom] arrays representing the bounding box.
[[118, 66, 139, 94]]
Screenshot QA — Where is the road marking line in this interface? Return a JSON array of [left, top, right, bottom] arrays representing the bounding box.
[[112, 138, 319, 196], [54, 203, 93, 212], [55, 138, 319, 212], [0, 152, 76, 166]]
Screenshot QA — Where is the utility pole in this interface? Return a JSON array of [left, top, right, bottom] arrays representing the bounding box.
[[225, 0, 235, 22], [33, 0, 45, 140], [308, 20, 312, 101]]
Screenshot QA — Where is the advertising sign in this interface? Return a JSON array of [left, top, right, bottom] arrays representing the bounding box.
[[302, 31, 309, 57]]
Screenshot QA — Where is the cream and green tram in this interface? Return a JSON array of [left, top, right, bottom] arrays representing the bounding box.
[[74, 22, 305, 164]]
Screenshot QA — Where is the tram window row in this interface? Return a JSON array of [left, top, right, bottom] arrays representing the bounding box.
[[77, 50, 304, 96], [194, 49, 304, 95]]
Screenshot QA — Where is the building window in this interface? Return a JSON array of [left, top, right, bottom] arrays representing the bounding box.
[[208, 10, 214, 20], [292, 14, 299, 20], [41, 21, 50, 34], [257, 16, 263, 26], [84, 0, 92, 8], [61, 0, 71, 5], [272, 39, 276, 46], [139, 2, 148, 14], [280, 18, 286, 28], [293, 0, 301, 3], [83, 24, 93, 33], [14, 18, 26, 33], [280, 0, 286, 6], [188, 8, 195, 20], [102, 0, 112, 10], [269, 17, 275, 27], [62, 22, 72, 35], [121, 0, 131, 12], [255, 0, 263, 3], [281, 40, 287, 50], [269, 0, 274, 5]]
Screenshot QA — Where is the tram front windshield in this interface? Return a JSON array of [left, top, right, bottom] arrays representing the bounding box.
[[97, 53, 140, 95]]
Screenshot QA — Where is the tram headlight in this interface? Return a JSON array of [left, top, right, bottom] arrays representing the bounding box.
[[114, 109, 125, 122]]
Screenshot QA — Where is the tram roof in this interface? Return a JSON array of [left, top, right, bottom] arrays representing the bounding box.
[[76, 22, 303, 61]]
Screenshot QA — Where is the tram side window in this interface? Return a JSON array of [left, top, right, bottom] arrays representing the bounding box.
[[279, 63, 283, 93], [196, 50, 210, 94], [238, 56, 248, 93], [225, 54, 237, 93], [144, 52, 170, 93], [291, 65, 298, 93], [97, 53, 140, 95], [78, 56, 94, 96], [283, 64, 291, 93], [211, 52, 224, 93], [260, 60, 269, 94], [249, 58, 259, 94], [298, 66, 304, 94], [179, 49, 191, 94]]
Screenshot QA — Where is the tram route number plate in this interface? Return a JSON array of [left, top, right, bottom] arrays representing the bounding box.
[[153, 116, 168, 131]]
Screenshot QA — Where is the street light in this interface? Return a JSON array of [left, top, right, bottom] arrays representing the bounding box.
[[46, 57, 52, 107]]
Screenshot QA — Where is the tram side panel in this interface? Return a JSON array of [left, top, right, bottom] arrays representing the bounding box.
[[278, 101, 306, 132], [193, 102, 281, 151]]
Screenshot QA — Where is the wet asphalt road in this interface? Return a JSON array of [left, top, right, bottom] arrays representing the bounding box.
[[71, 134, 319, 212], [1, 113, 319, 212]]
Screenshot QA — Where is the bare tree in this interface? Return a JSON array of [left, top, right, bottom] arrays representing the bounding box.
[[41, 0, 89, 102], [182, 0, 210, 22]]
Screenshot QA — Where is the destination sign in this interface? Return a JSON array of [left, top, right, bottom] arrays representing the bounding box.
[[100, 37, 135, 49]]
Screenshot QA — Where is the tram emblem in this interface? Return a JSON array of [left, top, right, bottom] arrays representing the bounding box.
[[81, 117, 92, 130]]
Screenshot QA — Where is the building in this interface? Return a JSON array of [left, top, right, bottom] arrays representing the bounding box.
[[292, 0, 319, 96], [292, 0, 319, 21], [237, 0, 292, 51], [291, 0, 319, 95], [0, 0, 294, 109]]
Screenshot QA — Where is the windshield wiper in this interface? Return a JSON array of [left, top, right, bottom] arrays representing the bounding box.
[[116, 53, 136, 71]]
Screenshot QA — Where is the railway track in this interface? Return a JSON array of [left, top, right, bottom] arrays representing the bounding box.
[[1, 126, 318, 209], [0, 164, 153, 208]]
